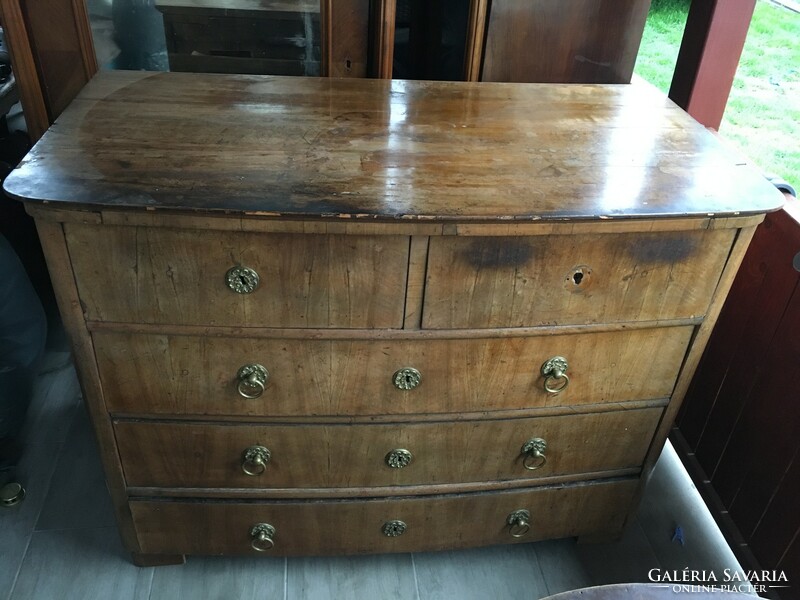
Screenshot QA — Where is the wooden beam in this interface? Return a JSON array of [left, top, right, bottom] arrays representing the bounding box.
[[370, 0, 396, 78], [0, 0, 50, 141], [463, 0, 489, 81], [669, 0, 757, 130], [321, 0, 371, 78]]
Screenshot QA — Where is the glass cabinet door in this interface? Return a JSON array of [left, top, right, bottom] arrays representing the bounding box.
[[86, 0, 327, 76]]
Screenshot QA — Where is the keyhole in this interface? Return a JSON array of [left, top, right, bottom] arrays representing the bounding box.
[[572, 272, 583, 285], [345, 59, 352, 71]]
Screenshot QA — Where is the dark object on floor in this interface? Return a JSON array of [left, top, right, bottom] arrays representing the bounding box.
[[0, 234, 47, 497], [0, 480, 25, 507]]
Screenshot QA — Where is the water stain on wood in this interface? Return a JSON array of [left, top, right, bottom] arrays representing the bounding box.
[[461, 238, 535, 268], [627, 233, 698, 264]]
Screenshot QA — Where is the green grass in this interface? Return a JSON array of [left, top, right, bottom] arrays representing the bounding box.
[[634, 0, 800, 185]]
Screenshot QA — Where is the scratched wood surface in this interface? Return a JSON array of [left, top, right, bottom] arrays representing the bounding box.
[[130, 480, 637, 555], [3, 70, 783, 220], [93, 327, 691, 416]]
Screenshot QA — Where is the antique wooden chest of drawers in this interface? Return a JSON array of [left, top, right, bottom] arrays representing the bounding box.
[[4, 71, 782, 565]]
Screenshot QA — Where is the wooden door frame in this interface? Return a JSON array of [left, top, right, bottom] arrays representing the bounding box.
[[0, 0, 97, 141], [669, 0, 757, 130]]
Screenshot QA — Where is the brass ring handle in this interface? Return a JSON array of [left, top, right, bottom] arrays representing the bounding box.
[[226, 266, 260, 294], [521, 438, 547, 471], [507, 509, 531, 538], [236, 364, 269, 399], [541, 356, 569, 394], [242, 445, 271, 476], [250, 523, 276, 551]]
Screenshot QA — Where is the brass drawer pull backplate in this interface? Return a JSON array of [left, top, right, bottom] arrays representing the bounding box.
[[250, 523, 276, 551], [393, 367, 421, 390], [241, 445, 271, 476], [541, 356, 570, 394], [382, 520, 407, 537], [236, 364, 269, 399], [226, 266, 260, 294], [385, 449, 413, 469], [507, 509, 531, 538], [521, 438, 548, 470]]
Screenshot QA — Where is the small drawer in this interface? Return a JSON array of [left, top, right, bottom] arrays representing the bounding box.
[[65, 224, 409, 328], [422, 229, 735, 329], [115, 407, 661, 489], [130, 479, 638, 555], [96, 326, 692, 416]]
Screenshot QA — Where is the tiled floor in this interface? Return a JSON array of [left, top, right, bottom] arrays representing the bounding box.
[[1, 349, 755, 600]]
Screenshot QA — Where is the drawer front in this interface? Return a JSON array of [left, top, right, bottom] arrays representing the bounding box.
[[65, 224, 409, 328], [115, 408, 661, 488], [96, 327, 692, 416], [423, 229, 735, 329], [131, 479, 637, 555]]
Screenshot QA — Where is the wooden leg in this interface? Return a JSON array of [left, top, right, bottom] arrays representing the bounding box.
[[131, 552, 186, 567]]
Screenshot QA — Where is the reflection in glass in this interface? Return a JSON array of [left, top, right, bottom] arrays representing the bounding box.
[[87, 0, 168, 70], [86, 0, 320, 75], [393, 0, 470, 81]]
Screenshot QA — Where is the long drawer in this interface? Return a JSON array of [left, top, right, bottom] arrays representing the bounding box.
[[95, 327, 692, 416], [130, 479, 638, 555], [423, 229, 735, 328], [115, 407, 661, 489], [64, 224, 409, 328]]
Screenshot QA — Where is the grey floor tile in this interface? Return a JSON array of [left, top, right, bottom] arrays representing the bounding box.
[[414, 544, 549, 600], [149, 555, 285, 600], [287, 554, 417, 600], [533, 538, 592, 596], [20, 361, 81, 446], [10, 527, 153, 600], [575, 517, 661, 586], [637, 442, 753, 590], [35, 406, 116, 531], [0, 442, 62, 600]]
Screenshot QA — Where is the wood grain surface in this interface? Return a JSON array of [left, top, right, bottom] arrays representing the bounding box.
[[93, 327, 692, 416], [423, 229, 734, 328], [3, 71, 783, 220], [482, 0, 650, 84], [65, 224, 409, 328], [130, 480, 638, 555], [114, 408, 661, 488]]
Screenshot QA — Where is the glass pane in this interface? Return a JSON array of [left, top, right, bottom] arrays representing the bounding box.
[[392, 0, 470, 81], [86, 0, 320, 75]]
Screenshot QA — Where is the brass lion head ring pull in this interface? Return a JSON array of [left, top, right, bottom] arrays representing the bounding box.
[[507, 509, 531, 538], [521, 438, 547, 471], [541, 356, 569, 394], [242, 445, 271, 476], [236, 364, 269, 399], [250, 523, 276, 551]]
